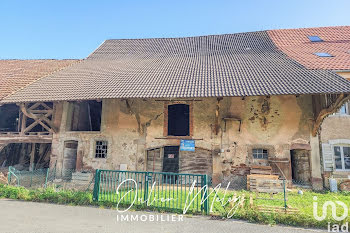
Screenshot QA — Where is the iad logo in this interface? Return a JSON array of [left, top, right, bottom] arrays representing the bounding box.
[[313, 196, 348, 221], [313, 196, 349, 232]]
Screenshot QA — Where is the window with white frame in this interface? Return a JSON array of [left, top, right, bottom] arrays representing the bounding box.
[[95, 141, 108, 158], [253, 149, 268, 159], [334, 145, 350, 170], [334, 102, 349, 115]]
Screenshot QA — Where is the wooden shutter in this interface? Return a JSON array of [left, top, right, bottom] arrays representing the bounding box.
[[322, 143, 334, 171]]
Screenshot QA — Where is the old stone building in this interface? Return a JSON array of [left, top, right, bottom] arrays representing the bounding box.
[[46, 95, 316, 189], [1, 27, 350, 190]]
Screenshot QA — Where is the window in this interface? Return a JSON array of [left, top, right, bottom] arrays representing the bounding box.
[[339, 104, 349, 115], [167, 104, 190, 136], [334, 102, 349, 115], [308, 35, 323, 42], [0, 104, 20, 132], [334, 146, 350, 170], [95, 141, 108, 158], [253, 149, 268, 159], [67, 100, 102, 131], [314, 52, 333, 57]]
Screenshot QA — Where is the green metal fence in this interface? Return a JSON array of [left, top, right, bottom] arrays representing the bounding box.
[[93, 170, 210, 214]]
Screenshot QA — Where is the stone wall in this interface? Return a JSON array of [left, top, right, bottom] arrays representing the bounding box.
[[49, 95, 316, 187]]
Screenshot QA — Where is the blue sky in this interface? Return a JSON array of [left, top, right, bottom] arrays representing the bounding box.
[[0, 0, 349, 59]]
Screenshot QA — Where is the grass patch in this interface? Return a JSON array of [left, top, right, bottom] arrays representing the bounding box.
[[0, 184, 93, 205], [208, 189, 350, 229]]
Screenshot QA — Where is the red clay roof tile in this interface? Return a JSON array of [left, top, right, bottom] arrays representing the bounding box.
[[268, 26, 350, 70]]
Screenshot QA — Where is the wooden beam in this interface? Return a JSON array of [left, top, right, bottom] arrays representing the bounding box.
[[20, 111, 27, 136], [29, 143, 36, 171], [28, 102, 41, 110], [29, 110, 53, 114], [19, 103, 57, 133], [39, 102, 52, 110], [0, 135, 52, 144], [312, 94, 350, 136], [214, 97, 223, 135]]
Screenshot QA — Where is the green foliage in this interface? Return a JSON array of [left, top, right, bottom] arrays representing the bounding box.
[[207, 188, 350, 229], [1, 184, 349, 229], [0, 184, 92, 205]]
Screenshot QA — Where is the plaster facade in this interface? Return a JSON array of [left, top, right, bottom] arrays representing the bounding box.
[[49, 95, 319, 189]]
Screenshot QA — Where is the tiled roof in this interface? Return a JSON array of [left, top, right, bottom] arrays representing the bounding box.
[[268, 26, 350, 70], [2, 31, 350, 103], [0, 59, 78, 101]]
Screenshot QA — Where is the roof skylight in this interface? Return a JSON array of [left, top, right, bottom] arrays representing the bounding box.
[[308, 36, 323, 42], [314, 52, 333, 57]]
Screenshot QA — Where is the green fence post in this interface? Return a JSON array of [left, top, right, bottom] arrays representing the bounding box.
[[93, 169, 101, 201], [283, 179, 287, 210], [202, 174, 209, 215], [8, 166, 12, 184], [144, 172, 149, 205], [8, 166, 20, 186]]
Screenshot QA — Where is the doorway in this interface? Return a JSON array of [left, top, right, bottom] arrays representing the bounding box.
[[162, 146, 179, 183], [290, 149, 311, 185], [62, 141, 78, 179]]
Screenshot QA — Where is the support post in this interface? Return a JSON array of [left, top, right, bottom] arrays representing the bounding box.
[[20, 111, 27, 136], [29, 143, 36, 171], [310, 133, 323, 190]]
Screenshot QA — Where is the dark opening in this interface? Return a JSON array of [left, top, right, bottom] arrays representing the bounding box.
[[290, 150, 311, 185], [167, 104, 189, 136], [0, 104, 20, 132], [162, 146, 179, 184], [0, 143, 51, 169], [69, 100, 102, 131], [290, 150, 295, 180]]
